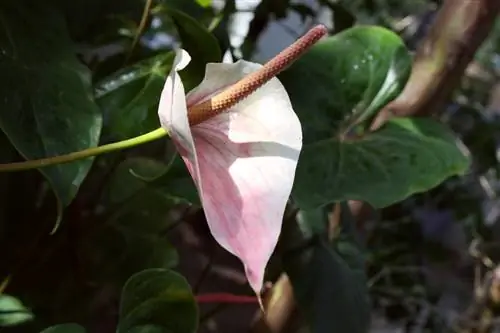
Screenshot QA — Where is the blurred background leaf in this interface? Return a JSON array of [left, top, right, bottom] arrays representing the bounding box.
[[118, 269, 198, 333]]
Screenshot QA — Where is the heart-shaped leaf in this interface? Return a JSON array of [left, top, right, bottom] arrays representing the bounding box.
[[118, 269, 198, 333], [279, 26, 469, 209], [0, 3, 102, 216]]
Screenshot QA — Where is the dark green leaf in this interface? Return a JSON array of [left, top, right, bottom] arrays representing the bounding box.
[[83, 189, 180, 283], [0, 3, 102, 211], [157, 0, 208, 21], [50, 0, 143, 40], [286, 241, 370, 333], [81, 226, 178, 286], [153, 154, 201, 206], [0, 294, 33, 327], [97, 52, 174, 141], [127, 324, 172, 333], [282, 204, 370, 333], [293, 118, 470, 209], [159, 7, 221, 89], [40, 323, 86, 333], [105, 157, 170, 204], [118, 269, 198, 333], [104, 151, 200, 207], [109, 188, 181, 237]]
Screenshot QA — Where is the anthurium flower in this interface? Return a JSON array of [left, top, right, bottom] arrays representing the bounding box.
[[158, 26, 326, 295]]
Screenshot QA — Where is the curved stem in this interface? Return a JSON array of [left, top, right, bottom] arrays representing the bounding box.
[[0, 127, 167, 172], [124, 0, 153, 64]]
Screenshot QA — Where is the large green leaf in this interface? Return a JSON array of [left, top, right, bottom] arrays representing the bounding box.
[[0, 294, 33, 327], [96, 52, 174, 141], [118, 269, 198, 333], [40, 323, 86, 333], [279, 26, 469, 209], [293, 118, 469, 209], [0, 3, 102, 209]]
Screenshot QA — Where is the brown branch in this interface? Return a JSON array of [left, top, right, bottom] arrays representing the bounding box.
[[371, 0, 500, 130], [251, 1, 500, 332], [453, 266, 500, 333]]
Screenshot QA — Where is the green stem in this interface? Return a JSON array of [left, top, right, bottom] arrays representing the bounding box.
[[0, 127, 168, 172]]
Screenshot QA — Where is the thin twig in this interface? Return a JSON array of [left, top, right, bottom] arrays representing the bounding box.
[[124, 0, 153, 65]]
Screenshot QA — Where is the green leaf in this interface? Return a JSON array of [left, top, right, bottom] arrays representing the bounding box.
[[157, 0, 208, 22], [293, 118, 469, 209], [195, 0, 212, 8], [282, 204, 370, 333], [103, 149, 200, 207], [279, 26, 469, 209], [118, 269, 198, 333], [0, 3, 102, 211], [280, 26, 411, 145], [153, 154, 201, 206], [109, 188, 181, 232], [50, 0, 143, 39], [0, 294, 33, 327], [286, 241, 370, 333], [127, 324, 171, 333], [105, 157, 170, 204], [159, 7, 221, 89], [40, 323, 86, 333], [97, 52, 175, 141], [82, 189, 180, 284]]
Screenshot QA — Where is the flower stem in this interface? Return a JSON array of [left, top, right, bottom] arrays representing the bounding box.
[[0, 25, 327, 172], [0, 128, 167, 172]]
